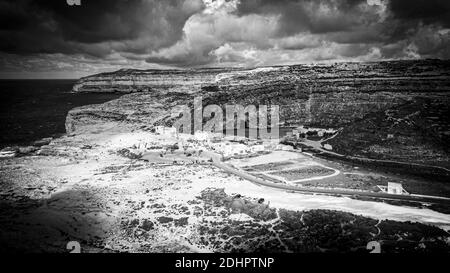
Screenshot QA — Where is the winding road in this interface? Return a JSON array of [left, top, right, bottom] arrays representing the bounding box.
[[211, 159, 450, 205]]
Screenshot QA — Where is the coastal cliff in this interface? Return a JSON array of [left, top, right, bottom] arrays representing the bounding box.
[[72, 68, 240, 94], [69, 62, 448, 130], [66, 59, 450, 168]]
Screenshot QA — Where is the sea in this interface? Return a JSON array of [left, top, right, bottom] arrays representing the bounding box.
[[0, 80, 122, 148]]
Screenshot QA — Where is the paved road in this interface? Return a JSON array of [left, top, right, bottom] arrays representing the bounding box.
[[212, 160, 450, 205]]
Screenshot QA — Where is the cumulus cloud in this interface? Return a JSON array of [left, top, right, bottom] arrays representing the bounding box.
[[147, 1, 279, 66], [146, 0, 391, 66]]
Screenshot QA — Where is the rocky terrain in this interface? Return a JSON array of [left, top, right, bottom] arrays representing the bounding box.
[[196, 188, 449, 253], [1, 59, 450, 253], [326, 97, 450, 168], [1, 128, 449, 253]]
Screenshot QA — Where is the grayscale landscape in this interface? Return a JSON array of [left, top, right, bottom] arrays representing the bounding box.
[[0, 0, 449, 254]]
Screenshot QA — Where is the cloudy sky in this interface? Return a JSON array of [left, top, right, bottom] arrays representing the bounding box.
[[0, 0, 449, 78]]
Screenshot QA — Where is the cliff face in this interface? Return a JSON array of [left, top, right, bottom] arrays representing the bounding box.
[[69, 60, 450, 128], [205, 59, 450, 127], [65, 92, 185, 134], [72, 68, 240, 94]]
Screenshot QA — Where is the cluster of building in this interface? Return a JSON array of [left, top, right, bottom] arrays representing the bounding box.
[[152, 126, 293, 160], [212, 140, 293, 159], [282, 126, 337, 151]]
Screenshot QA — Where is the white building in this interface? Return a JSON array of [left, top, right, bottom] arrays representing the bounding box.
[[377, 182, 409, 195]]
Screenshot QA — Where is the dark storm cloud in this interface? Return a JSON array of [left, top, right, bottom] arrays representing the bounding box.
[[0, 0, 204, 56], [233, 0, 450, 59], [236, 0, 371, 35], [236, 0, 450, 32], [389, 0, 450, 27]]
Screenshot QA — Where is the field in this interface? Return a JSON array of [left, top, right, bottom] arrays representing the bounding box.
[[230, 151, 340, 184], [243, 161, 296, 172], [269, 166, 336, 182]]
